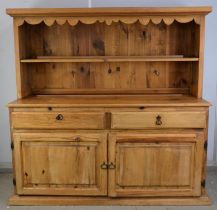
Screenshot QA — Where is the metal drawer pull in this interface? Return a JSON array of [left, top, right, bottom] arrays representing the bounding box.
[[156, 115, 162, 125], [108, 162, 116, 169], [100, 162, 116, 169], [100, 162, 108, 169], [56, 114, 64, 121]]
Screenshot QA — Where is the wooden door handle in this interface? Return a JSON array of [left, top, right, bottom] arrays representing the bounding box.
[[100, 162, 108, 169]]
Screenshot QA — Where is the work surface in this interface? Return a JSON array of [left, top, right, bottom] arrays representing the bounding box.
[[8, 95, 210, 108]]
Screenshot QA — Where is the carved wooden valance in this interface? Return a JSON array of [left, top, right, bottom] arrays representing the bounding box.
[[14, 16, 202, 26], [7, 7, 212, 27]]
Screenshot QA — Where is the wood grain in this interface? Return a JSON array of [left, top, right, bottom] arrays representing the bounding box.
[[14, 20, 201, 95], [13, 132, 107, 195], [11, 112, 106, 129], [8, 95, 211, 108], [8, 194, 211, 206], [20, 56, 199, 63], [111, 111, 207, 129], [6, 7, 212, 17], [108, 131, 204, 197]]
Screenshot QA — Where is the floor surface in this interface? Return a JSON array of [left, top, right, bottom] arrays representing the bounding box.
[[0, 170, 216, 210]]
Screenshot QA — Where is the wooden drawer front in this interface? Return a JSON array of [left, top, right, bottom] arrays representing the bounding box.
[[13, 132, 107, 195], [11, 112, 105, 129], [108, 132, 204, 197], [111, 111, 206, 129]]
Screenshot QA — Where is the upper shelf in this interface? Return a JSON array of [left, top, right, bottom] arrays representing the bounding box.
[[20, 56, 199, 63]]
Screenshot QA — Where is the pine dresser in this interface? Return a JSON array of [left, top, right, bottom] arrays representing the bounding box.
[[6, 7, 212, 205]]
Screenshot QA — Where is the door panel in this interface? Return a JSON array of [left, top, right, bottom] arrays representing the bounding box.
[[22, 142, 97, 185], [109, 132, 204, 197], [117, 143, 193, 187], [14, 132, 107, 196]]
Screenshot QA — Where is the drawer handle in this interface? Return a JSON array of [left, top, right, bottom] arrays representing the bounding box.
[[100, 162, 108, 169], [100, 162, 116, 170], [156, 115, 162, 126], [56, 114, 64, 121], [108, 162, 116, 169]]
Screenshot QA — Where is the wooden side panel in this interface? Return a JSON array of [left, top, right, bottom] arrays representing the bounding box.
[[14, 20, 32, 98], [13, 132, 107, 195], [11, 112, 105, 129], [108, 132, 204, 197], [190, 17, 205, 98], [201, 110, 209, 195]]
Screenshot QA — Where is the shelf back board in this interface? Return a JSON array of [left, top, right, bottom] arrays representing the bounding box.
[[7, 7, 212, 98]]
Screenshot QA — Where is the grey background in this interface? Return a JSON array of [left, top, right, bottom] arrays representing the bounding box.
[[0, 0, 216, 169]]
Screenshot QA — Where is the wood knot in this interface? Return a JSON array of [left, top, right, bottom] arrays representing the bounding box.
[[153, 70, 160, 76], [108, 68, 112, 74], [80, 66, 85, 73], [43, 40, 52, 55], [92, 39, 105, 55]]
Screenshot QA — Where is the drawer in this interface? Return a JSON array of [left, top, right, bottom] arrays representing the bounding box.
[[11, 112, 105, 129], [111, 111, 206, 129]]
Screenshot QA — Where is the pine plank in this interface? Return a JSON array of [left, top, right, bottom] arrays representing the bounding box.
[[20, 56, 199, 63], [7, 95, 210, 108]]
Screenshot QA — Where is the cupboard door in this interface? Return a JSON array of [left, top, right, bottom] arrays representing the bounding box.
[[13, 132, 107, 196], [108, 132, 204, 197]]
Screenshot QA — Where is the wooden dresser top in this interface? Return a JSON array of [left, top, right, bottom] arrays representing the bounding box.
[[8, 95, 210, 108], [6, 7, 212, 17]]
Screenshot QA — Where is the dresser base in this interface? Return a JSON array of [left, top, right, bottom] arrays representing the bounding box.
[[9, 193, 211, 206]]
